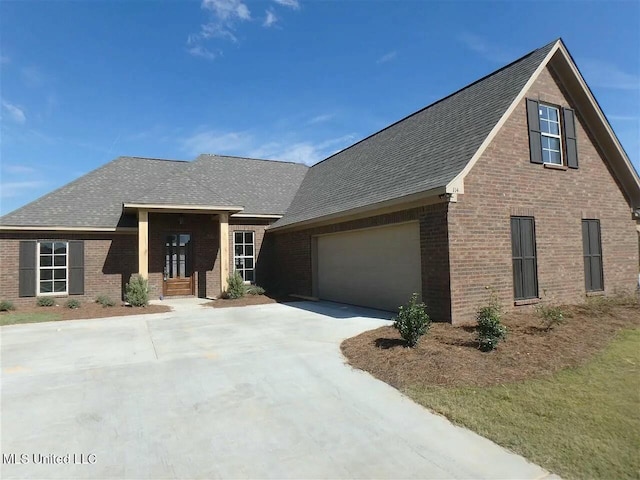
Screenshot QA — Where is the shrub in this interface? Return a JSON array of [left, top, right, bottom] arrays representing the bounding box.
[[124, 275, 149, 307], [536, 304, 565, 331], [476, 291, 507, 352], [65, 299, 81, 309], [247, 285, 265, 295], [225, 271, 247, 299], [0, 300, 15, 311], [393, 293, 431, 348], [95, 295, 116, 307], [36, 296, 55, 307]]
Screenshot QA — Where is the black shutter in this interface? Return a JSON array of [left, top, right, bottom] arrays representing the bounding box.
[[526, 99, 543, 164], [582, 220, 603, 291], [68, 241, 84, 295], [19, 241, 37, 297], [563, 107, 579, 169], [511, 217, 539, 300]]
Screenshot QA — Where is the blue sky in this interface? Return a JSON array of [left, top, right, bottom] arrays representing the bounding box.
[[1, 0, 638, 214]]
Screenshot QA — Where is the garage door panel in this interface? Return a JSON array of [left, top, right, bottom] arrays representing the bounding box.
[[316, 222, 421, 312]]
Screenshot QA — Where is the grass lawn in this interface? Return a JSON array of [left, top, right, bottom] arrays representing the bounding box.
[[341, 296, 640, 479], [0, 312, 62, 326], [407, 329, 640, 480]]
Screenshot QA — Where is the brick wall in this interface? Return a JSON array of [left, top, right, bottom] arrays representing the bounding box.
[[0, 232, 137, 307], [269, 202, 452, 321], [448, 65, 638, 323]]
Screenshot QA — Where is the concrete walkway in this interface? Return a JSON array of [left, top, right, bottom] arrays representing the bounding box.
[[1, 301, 555, 479]]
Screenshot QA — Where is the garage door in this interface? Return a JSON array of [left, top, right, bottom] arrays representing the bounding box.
[[315, 222, 422, 311]]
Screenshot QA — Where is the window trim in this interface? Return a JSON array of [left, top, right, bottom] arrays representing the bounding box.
[[36, 241, 69, 296], [539, 104, 563, 166], [233, 230, 255, 284]]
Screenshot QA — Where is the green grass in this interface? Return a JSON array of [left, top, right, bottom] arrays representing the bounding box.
[[0, 312, 62, 326], [406, 329, 640, 480]]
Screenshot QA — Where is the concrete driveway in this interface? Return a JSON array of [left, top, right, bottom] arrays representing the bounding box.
[[1, 301, 553, 479]]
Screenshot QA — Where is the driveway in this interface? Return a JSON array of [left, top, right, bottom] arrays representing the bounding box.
[[1, 301, 552, 479]]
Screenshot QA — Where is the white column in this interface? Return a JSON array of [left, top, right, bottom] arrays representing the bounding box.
[[219, 212, 229, 291], [138, 210, 149, 279]]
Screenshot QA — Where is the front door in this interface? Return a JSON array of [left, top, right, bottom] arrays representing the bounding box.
[[163, 233, 194, 296]]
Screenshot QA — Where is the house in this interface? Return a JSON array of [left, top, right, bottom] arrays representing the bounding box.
[[1, 38, 638, 324]]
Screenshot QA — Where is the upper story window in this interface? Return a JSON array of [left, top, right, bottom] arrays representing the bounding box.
[[526, 98, 579, 169], [539, 105, 562, 165]]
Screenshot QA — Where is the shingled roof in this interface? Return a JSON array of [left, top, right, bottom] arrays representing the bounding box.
[[1, 155, 308, 228], [272, 40, 557, 229]]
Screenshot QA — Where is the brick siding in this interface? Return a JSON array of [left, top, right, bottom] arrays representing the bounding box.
[[447, 65, 638, 323]]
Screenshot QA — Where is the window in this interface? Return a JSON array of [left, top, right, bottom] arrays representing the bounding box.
[[511, 217, 538, 300], [233, 231, 255, 283], [526, 98, 579, 169], [582, 220, 604, 292], [539, 104, 562, 165], [38, 241, 68, 295]]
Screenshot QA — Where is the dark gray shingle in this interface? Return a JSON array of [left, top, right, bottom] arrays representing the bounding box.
[[273, 40, 556, 228]]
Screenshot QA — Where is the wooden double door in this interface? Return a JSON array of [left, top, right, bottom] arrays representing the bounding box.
[[163, 233, 194, 296]]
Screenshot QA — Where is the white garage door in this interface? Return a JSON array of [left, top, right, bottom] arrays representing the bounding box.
[[315, 222, 422, 312]]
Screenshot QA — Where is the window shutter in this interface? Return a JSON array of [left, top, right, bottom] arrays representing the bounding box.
[[526, 99, 543, 164], [563, 107, 579, 169], [511, 217, 539, 300], [68, 240, 85, 295], [582, 220, 603, 291], [19, 241, 37, 297]]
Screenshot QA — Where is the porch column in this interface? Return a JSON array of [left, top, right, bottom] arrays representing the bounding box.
[[219, 212, 229, 292], [138, 209, 149, 279]]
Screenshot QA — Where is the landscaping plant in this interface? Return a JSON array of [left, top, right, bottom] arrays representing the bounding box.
[[225, 271, 247, 299], [476, 291, 507, 352], [96, 295, 116, 307], [536, 304, 565, 331], [0, 300, 15, 312], [247, 285, 265, 295], [65, 299, 81, 309], [36, 296, 56, 307], [124, 275, 149, 307], [393, 293, 431, 348]]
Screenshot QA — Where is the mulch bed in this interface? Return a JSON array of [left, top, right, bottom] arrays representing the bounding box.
[[2, 302, 171, 321], [207, 294, 298, 308], [341, 302, 640, 388]]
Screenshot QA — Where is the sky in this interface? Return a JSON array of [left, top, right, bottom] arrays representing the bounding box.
[[1, 0, 638, 215]]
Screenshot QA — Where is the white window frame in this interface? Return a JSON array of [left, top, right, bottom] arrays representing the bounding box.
[[37, 241, 68, 296], [233, 231, 255, 284], [539, 104, 563, 166]]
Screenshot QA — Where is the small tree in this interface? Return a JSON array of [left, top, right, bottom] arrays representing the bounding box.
[[125, 275, 149, 307], [225, 271, 247, 299], [476, 290, 507, 352], [393, 293, 431, 348]]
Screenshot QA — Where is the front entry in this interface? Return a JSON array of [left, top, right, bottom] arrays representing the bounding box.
[[163, 233, 194, 296]]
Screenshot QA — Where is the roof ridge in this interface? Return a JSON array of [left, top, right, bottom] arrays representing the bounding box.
[[119, 155, 190, 163], [310, 38, 560, 169], [197, 153, 308, 167]]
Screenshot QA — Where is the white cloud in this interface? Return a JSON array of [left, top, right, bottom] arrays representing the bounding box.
[[181, 128, 356, 165], [376, 51, 397, 65], [273, 0, 299, 9], [187, 44, 221, 60], [580, 59, 640, 91], [21, 65, 46, 88], [0, 181, 46, 198], [307, 113, 334, 125], [457, 32, 513, 63], [3, 164, 36, 174], [263, 9, 278, 27], [1, 100, 26, 124]]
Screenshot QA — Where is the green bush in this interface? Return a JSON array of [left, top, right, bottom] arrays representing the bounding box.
[[536, 304, 565, 331], [393, 293, 431, 348], [95, 295, 116, 307], [476, 291, 507, 352], [0, 300, 15, 311], [65, 299, 81, 309], [124, 275, 149, 307], [247, 285, 265, 295], [225, 271, 247, 299], [36, 296, 55, 307]]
